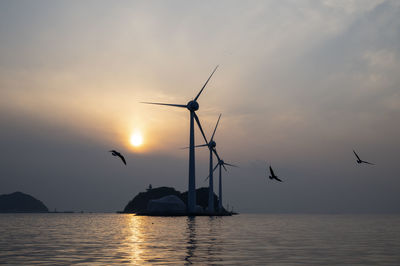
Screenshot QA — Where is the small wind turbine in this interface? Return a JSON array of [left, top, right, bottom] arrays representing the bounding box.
[[194, 114, 222, 213], [206, 157, 238, 213], [141, 66, 218, 213]]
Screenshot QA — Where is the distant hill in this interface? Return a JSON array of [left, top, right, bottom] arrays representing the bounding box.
[[123, 186, 222, 213], [0, 192, 49, 213]]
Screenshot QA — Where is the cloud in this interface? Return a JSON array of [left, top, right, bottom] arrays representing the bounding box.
[[0, 0, 399, 212]]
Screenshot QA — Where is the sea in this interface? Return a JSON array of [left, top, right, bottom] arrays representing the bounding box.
[[0, 213, 399, 265]]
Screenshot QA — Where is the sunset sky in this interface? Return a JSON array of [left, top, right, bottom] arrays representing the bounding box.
[[1, 0, 400, 212]]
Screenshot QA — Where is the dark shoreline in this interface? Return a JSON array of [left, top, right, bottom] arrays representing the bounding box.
[[118, 211, 238, 217]]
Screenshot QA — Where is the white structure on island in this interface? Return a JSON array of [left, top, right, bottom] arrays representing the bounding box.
[[147, 195, 186, 214]]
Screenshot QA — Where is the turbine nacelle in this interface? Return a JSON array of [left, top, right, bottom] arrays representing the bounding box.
[[187, 100, 199, 111], [209, 140, 216, 148]]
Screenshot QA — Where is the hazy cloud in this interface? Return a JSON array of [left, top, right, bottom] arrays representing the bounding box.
[[1, 0, 399, 212]]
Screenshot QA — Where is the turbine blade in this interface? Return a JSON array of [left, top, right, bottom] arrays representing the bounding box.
[[224, 163, 239, 168], [213, 164, 219, 172], [180, 144, 208, 149], [212, 148, 221, 162], [193, 112, 208, 144], [196, 144, 209, 147], [194, 65, 219, 101], [205, 164, 219, 181], [141, 102, 186, 108], [211, 114, 222, 141], [222, 164, 228, 172]]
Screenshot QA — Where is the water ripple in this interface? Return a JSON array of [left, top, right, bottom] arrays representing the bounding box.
[[0, 214, 399, 265]]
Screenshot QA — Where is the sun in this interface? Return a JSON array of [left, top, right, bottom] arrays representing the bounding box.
[[130, 132, 143, 147]]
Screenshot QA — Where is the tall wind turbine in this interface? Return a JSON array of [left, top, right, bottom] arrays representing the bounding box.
[[194, 114, 222, 213], [141, 66, 218, 213], [206, 157, 237, 212]]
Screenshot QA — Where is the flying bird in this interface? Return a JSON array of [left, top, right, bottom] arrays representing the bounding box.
[[353, 150, 374, 165], [268, 165, 283, 182], [109, 150, 126, 165]]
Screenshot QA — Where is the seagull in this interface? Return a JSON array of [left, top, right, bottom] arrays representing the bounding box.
[[353, 150, 374, 165], [109, 150, 126, 165], [268, 165, 283, 182]]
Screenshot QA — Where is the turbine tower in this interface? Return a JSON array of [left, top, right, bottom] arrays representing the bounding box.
[[207, 158, 237, 212], [142, 66, 218, 213], [194, 114, 222, 213]]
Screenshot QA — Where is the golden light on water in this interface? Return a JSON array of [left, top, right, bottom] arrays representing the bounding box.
[[130, 131, 143, 147]]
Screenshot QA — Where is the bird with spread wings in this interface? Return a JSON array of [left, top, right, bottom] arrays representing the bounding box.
[[109, 150, 126, 165]]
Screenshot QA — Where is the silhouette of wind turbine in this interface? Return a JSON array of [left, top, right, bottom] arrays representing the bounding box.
[[205, 157, 238, 213], [192, 114, 222, 213], [141, 66, 218, 213]]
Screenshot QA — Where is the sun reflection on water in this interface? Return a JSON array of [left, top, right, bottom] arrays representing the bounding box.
[[122, 215, 230, 264], [125, 215, 191, 264], [126, 215, 145, 264]]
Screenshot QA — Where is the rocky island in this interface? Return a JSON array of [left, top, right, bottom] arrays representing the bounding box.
[[0, 191, 49, 213], [122, 186, 232, 216]]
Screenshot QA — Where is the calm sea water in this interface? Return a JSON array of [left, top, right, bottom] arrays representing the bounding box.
[[0, 213, 399, 265]]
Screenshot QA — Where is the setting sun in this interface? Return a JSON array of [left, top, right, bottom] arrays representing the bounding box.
[[130, 132, 143, 147]]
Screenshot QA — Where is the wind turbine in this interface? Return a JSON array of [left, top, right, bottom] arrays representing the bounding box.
[[206, 157, 238, 213], [194, 114, 222, 213], [141, 66, 218, 213]]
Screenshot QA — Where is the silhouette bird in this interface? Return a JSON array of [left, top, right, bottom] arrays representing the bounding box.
[[109, 150, 126, 165], [268, 166, 283, 182], [353, 150, 374, 165]]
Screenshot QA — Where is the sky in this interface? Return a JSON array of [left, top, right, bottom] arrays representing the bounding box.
[[1, 0, 400, 213]]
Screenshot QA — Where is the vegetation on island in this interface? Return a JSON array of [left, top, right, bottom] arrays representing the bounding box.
[[123, 186, 223, 214]]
